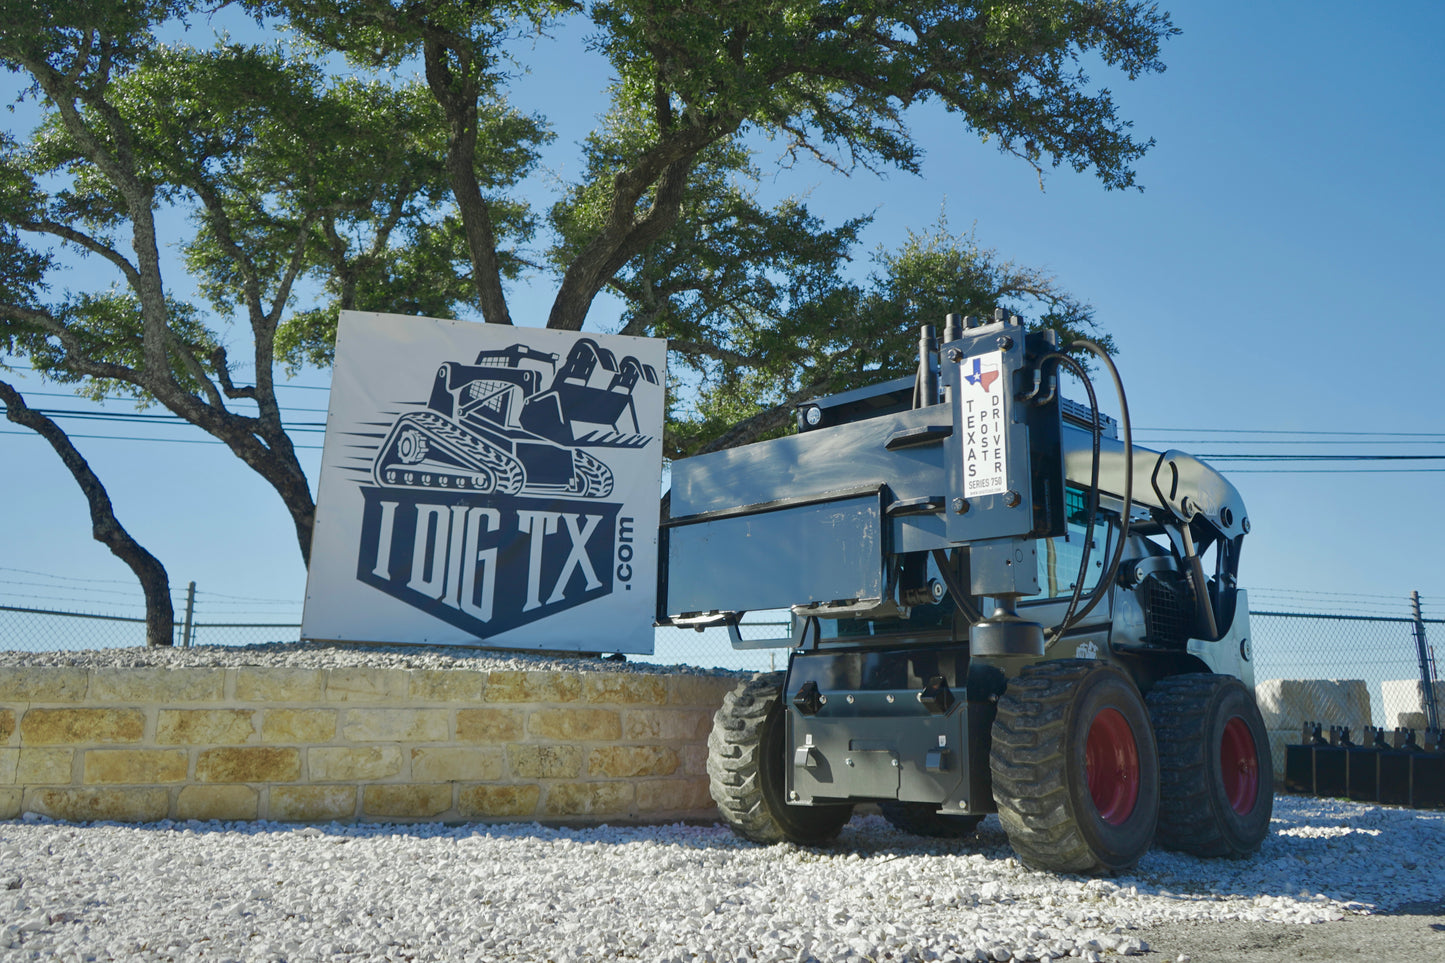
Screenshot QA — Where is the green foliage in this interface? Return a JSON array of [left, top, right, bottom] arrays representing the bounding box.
[[0, 0, 1174, 561]]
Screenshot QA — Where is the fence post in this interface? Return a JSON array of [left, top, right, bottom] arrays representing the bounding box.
[[1413, 591, 1439, 730], [182, 581, 196, 649]]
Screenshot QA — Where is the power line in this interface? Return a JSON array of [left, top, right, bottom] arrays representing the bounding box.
[[1139, 427, 1445, 438], [1, 429, 325, 449]]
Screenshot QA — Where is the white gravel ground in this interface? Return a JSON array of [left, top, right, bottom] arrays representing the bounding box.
[[3, 797, 1442, 963], [4, 644, 1443, 961]]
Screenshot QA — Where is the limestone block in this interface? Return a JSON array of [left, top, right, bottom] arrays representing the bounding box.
[[528, 708, 622, 742], [636, 777, 713, 813], [156, 709, 258, 746], [0, 667, 88, 702], [411, 747, 504, 782], [1381, 679, 1445, 729], [24, 786, 169, 822], [324, 668, 409, 703], [177, 785, 259, 821], [543, 781, 634, 817], [21, 708, 145, 745], [262, 709, 337, 744], [507, 744, 584, 779], [622, 709, 714, 743], [409, 670, 488, 703], [458, 784, 540, 818], [270, 785, 357, 822], [0, 788, 18, 819], [669, 676, 737, 707], [308, 745, 402, 781], [16, 748, 73, 784], [456, 708, 525, 743], [681, 744, 709, 777], [587, 745, 680, 779], [0, 748, 15, 784], [485, 671, 580, 704], [362, 784, 452, 819], [341, 709, 449, 743], [1254, 679, 1372, 734], [234, 668, 323, 703], [87, 667, 224, 703], [83, 749, 188, 785], [196, 747, 301, 783], [1, 708, 14, 742], [581, 673, 667, 706]]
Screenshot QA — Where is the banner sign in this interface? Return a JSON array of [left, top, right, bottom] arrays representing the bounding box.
[[302, 311, 666, 653]]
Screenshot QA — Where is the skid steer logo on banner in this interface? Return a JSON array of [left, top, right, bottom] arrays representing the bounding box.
[[345, 338, 660, 637]]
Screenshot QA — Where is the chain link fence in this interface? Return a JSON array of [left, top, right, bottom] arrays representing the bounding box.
[[3, 601, 1440, 730]]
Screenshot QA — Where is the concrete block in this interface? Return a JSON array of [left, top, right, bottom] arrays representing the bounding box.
[[622, 709, 714, 743], [485, 671, 580, 704], [455, 708, 525, 743], [543, 781, 634, 817], [308, 746, 402, 781], [0, 667, 89, 702], [409, 670, 488, 703], [362, 784, 452, 819], [581, 674, 667, 705], [20, 708, 145, 746], [16, 748, 73, 784], [24, 787, 169, 822], [177, 785, 259, 821], [1, 708, 14, 742], [410, 747, 505, 782], [196, 747, 301, 783], [234, 668, 323, 703], [324, 668, 409, 703], [0, 748, 15, 784], [156, 709, 258, 745], [636, 777, 713, 813], [507, 745, 583, 779], [87, 667, 224, 703], [0, 788, 18, 819], [1255, 679, 1372, 734], [1381, 679, 1445, 729], [83, 749, 188, 785], [270, 785, 357, 822], [262, 709, 337, 744], [587, 746, 679, 779], [458, 784, 540, 818], [341, 709, 449, 743], [528, 708, 622, 742]]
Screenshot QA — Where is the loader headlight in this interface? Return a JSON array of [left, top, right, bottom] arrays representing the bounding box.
[[802, 405, 823, 427]]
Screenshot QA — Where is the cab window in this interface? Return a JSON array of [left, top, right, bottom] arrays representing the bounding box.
[[1037, 489, 1110, 599]]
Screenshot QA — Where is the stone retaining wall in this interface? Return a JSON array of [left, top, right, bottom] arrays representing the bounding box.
[[0, 666, 740, 824]]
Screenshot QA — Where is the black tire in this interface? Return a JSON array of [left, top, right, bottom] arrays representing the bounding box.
[[878, 801, 985, 839], [1147, 673, 1274, 858], [706, 673, 853, 845], [990, 659, 1160, 874]]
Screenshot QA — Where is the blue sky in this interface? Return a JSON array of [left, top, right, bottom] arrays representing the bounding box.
[[2, 2, 1442, 635]]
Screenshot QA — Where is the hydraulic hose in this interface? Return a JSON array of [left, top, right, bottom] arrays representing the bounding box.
[[1043, 340, 1134, 641]]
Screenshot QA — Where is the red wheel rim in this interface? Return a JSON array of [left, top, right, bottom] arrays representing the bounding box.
[[1220, 716, 1260, 814], [1085, 708, 1140, 825]]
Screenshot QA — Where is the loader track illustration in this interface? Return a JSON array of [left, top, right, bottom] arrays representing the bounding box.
[[371, 338, 657, 498]]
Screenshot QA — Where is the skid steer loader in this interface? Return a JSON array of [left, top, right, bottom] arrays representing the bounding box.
[[658, 311, 1271, 874], [372, 338, 658, 498]]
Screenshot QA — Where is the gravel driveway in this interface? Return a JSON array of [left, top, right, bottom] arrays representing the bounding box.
[[3, 795, 1442, 962]]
